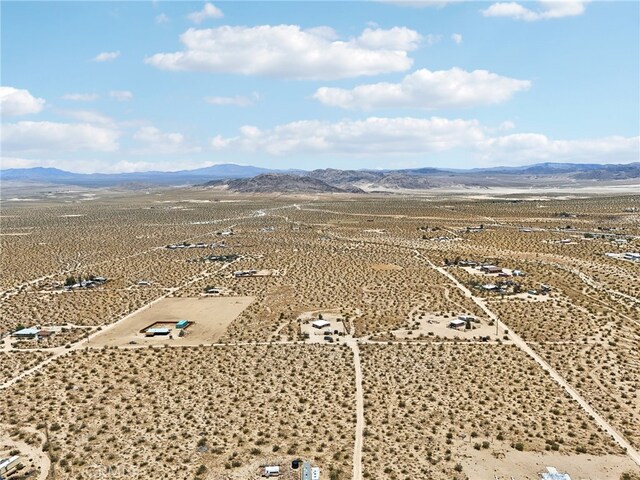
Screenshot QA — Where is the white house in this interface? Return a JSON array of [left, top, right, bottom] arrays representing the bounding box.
[[448, 319, 466, 329], [312, 319, 331, 329]]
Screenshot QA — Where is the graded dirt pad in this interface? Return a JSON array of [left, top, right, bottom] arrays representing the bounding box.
[[370, 263, 403, 271], [460, 446, 639, 480], [90, 296, 254, 347]]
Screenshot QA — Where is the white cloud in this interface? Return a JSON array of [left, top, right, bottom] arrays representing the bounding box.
[[146, 25, 421, 80], [155, 13, 170, 24], [62, 93, 100, 101], [356, 27, 422, 51], [425, 34, 443, 45], [109, 90, 133, 101], [211, 117, 485, 156], [187, 3, 223, 23], [210, 115, 639, 165], [451, 33, 463, 44], [482, 1, 587, 21], [132, 126, 201, 155], [478, 134, 639, 164], [57, 110, 116, 127], [313, 68, 531, 110], [92, 51, 121, 62], [0, 87, 45, 116], [1, 121, 119, 153], [205, 92, 259, 107]]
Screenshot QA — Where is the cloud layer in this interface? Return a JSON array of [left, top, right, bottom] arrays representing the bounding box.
[[483, 1, 587, 21], [205, 92, 259, 107], [211, 116, 639, 164], [314, 68, 531, 110], [146, 26, 421, 79], [2, 121, 119, 153], [132, 126, 200, 155], [0, 87, 45, 116], [109, 90, 134, 101], [62, 93, 100, 101]]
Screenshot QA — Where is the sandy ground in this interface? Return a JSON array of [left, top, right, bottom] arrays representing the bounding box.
[[460, 444, 640, 479], [370, 263, 402, 271], [89, 296, 254, 347]]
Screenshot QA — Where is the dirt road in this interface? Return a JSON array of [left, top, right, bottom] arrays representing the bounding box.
[[347, 339, 364, 480]]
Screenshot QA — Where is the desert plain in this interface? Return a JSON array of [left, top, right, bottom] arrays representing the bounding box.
[[0, 187, 639, 480]]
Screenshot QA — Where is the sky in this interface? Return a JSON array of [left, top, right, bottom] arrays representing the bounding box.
[[1, 0, 639, 173]]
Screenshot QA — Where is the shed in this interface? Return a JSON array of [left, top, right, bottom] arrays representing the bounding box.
[[176, 320, 189, 329], [263, 465, 280, 477], [312, 320, 331, 329], [448, 319, 466, 329]]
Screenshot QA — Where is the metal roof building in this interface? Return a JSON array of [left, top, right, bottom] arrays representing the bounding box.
[[12, 327, 39, 338], [145, 328, 170, 336]]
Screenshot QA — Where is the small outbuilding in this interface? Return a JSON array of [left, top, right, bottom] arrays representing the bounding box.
[[263, 465, 280, 477], [176, 320, 189, 329], [481, 265, 503, 274]]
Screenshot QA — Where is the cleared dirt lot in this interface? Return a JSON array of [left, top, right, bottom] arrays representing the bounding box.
[[90, 296, 254, 347]]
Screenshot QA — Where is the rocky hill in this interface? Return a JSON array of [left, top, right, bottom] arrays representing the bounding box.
[[203, 173, 364, 194]]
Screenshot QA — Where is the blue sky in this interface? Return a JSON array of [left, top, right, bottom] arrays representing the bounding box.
[[1, 0, 638, 173]]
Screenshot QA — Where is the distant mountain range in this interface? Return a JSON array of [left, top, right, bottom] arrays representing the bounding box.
[[0, 164, 279, 186], [1, 162, 639, 193]]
